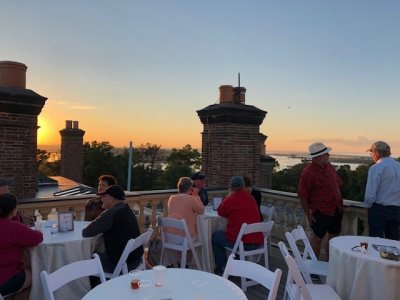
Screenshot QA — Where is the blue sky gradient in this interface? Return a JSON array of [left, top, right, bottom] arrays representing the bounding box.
[[1, 1, 399, 155]]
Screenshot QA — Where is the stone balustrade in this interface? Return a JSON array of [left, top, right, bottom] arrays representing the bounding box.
[[18, 188, 368, 242]]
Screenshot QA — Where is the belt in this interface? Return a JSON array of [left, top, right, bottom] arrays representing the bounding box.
[[373, 203, 400, 209]]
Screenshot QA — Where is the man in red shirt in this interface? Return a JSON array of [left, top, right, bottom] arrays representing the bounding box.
[[212, 176, 263, 275], [298, 142, 343, 258]]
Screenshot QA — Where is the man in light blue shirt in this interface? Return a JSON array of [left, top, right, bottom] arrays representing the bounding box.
[[364, 141, 400, 240]]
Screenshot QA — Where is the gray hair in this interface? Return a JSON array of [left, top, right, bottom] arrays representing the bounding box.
[[377, 149, 391, 158], [177, 177, 193, 193]]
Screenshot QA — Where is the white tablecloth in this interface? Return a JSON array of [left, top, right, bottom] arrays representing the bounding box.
[[29, 221, 101, 300], [327, 235, 400, 300], [82, 268, 247, 300], [197, 208, 227, 272]]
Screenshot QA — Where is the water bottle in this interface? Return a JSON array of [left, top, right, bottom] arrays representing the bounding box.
[[34, 209, 42, 222], [47, 208, 58, 221]]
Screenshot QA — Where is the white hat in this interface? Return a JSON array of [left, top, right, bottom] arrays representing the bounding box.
[[308, 142, 332, 158]]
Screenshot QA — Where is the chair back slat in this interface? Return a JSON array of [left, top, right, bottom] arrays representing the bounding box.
[[159, 217, 202, 270], [223, 254, 282, 300], [278, 242, 313, 300], [40, 254, 106, 300], [107, 227, 153, 278], [228, 221, 273, 291], [285, 226, 314, 283]]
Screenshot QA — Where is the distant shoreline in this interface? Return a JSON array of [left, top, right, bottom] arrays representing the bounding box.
[[269, 153, 372, 166]]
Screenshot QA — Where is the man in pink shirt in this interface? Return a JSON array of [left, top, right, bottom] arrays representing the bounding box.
[[168, 177, 205, 238]]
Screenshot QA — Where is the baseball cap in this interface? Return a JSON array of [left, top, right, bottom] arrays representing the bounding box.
[[229, 176, 245, 188]]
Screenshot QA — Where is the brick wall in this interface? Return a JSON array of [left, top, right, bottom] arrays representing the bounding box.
[[197, 100, 268, 188], [201, 123, 262, 187], [60, 123, 85, 183], [0, 113, 39, 198]]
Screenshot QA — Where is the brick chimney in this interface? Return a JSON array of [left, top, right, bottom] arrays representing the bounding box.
[[197, 84, 268, 188], [0, 61, 47, 199], [60, 120, 85, 182]]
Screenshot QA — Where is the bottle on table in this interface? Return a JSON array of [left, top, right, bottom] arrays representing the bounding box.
[[47, 208, 58, 221], [34, 209, 43, 222]]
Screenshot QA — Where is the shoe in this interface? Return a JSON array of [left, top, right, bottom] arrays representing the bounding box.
[[214, 267, 224, 276]]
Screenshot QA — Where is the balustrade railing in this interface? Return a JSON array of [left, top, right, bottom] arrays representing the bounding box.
[[18, 188, 367, 242]]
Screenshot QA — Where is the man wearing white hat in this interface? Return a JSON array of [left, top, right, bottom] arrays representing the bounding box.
[[298, 142, 343, 258], [365, 141, 400, 240]]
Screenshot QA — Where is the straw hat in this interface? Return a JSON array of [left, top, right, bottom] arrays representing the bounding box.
[[308, 142, 332, 158]]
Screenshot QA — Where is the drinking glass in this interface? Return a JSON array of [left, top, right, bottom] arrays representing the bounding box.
[[153, 265, 166, 287], [50, 224, 58, 237]]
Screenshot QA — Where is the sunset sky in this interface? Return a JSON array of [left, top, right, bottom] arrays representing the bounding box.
[[1, 1, 399, 155]]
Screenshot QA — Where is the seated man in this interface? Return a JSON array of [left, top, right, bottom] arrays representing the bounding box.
[[212, 176, 263, 275], [84, 175, 117, 221], [82, 185, 143, 275], [192, 172, 208, 206]]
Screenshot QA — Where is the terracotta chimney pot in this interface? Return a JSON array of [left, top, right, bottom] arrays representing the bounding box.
[[219, 85, 234, 103], [0, 61, 27, 88]]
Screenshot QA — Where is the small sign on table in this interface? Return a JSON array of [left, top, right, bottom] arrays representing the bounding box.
[[58, 211, 74, 232]]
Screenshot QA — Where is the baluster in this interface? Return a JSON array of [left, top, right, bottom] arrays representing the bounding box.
[[137, 201, 146, 232], [150, 200, 159, 230]]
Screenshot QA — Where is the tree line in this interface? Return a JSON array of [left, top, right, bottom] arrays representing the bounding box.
[[38, 142, 397, 202], [271, 161, 380, 202], [38, 142, 201, 190]]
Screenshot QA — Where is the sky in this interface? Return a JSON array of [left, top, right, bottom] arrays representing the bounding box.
[[1, 1, 399, 156]]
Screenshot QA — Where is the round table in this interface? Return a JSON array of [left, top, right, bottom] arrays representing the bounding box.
[[197, 208, 227, 272], [327, 235, 400, 300], [82, 268, 247, 300], [29, 221, 102, 300]]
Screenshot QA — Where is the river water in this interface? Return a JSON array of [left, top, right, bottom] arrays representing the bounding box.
[[271, 154, 365, 171]]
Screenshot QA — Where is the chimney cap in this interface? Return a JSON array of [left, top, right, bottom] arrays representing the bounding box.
[[0, 61, 28, 89]]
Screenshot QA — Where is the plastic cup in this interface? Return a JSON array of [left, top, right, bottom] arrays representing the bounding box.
[[138, 280, 152, 287], [129, 270, 142, 277], [131, 279, 140, 289], [153, 265, 166, 287]]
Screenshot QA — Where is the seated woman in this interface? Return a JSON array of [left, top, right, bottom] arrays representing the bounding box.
[[0, 193, 43, 299], [167, 177, 205, 239]]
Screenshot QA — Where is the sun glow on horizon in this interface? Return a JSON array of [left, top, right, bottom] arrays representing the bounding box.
[[37, 116, 50, 145]]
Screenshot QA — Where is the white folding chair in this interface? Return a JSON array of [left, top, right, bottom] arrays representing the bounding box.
[[278, 242, 340, 300], [104, 227, 153, 279], [260, 205, 275, 256], [223, 254, 282, 300], [226, 221, 273, 291], [285, 225, 329, 283], [159, 217, 203, 270], [40, 253, 106, 300]]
